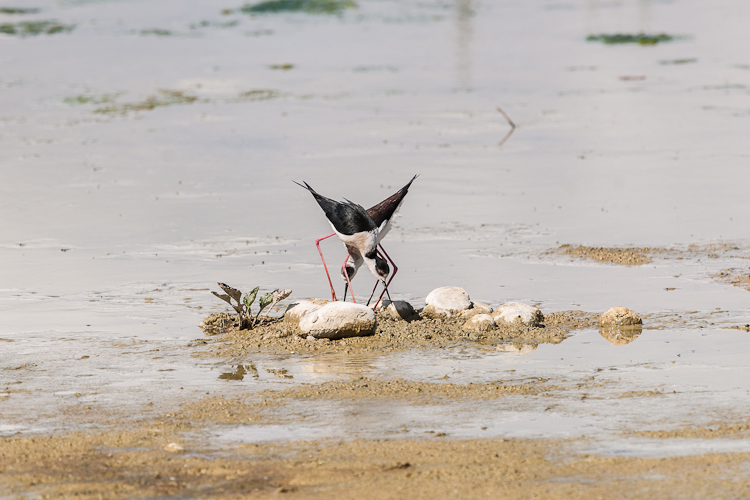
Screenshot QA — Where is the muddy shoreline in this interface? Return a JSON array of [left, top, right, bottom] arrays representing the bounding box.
[[3, 401, 750, 499], [201, 309, 600, 356]]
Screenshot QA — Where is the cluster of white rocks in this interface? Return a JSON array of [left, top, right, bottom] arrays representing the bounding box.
[[282, 286, 642, 340]]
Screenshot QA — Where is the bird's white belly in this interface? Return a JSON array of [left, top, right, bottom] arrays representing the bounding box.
[[332, 225, 378, 254]]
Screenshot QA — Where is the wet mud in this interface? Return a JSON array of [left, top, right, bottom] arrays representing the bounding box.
[[556, 244, 658, 265], [631, 421, 750, 440], [713, 269, 750, 292], [202, 309, 598, 356], [2, 414, 750, 499]]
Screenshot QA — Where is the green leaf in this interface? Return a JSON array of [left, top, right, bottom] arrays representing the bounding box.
[[243, 286, 260, 310], [259, 292, 273, 311]]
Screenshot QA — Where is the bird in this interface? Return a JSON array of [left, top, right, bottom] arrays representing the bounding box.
[[295, 175, 417, 308], [340, 175, 418, 302]]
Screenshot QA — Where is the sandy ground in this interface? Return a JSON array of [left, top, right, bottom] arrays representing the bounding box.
[[3, 390, 750, 499]]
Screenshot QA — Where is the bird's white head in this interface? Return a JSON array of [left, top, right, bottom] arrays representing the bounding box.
[[364, 252, 390, 282]]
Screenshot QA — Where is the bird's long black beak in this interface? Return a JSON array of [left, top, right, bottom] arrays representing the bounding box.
[[343, 282, 348, 302], [383, 280, 392, 303]]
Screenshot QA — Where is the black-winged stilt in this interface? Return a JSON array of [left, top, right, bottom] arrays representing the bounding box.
[[295, 175, 417, 308]]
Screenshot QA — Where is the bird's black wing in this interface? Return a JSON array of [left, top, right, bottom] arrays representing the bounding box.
[[294, 181, 377, 236], [367, 174, 418, 227]]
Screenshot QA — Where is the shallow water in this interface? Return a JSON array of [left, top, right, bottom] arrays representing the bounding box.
[[2, 0, 750, 458]]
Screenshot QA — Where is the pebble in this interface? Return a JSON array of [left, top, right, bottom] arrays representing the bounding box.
[[164, 443, 184, 452], [298, 302, 377, 339], [462, 313, 496, 332], [598, 306, 642, 327], [423, 286, 471, 319], [492, 302, 544, 326], [378, 300, 417, 321]]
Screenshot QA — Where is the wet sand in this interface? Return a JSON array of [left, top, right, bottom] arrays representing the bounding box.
[[3, 398, 750, 499]]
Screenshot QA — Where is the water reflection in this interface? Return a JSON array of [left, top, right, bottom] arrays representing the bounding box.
[[455, 0, 474, 89], [219, 363, 259, 381], [300, 352, 379, 377], [598, 325, 643, 346], [585, 0, 653, 35], [497, 343, 538, 356]]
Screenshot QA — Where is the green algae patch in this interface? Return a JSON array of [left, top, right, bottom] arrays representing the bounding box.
[[238, 89, 279, 101], [64, 93, 120, 106], [587, 33, 676, 45], [0, 20, 74, 36], [0, 7, 41, 14], [240, 0, 356, 15], [140, 28, 172, 36], [93, 90, 200, 115], [661, 58, 698, 65]]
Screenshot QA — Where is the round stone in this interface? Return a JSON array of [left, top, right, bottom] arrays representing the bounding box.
[[298, 302, 377, 339], [462, 313, 496, 332], [492, 302, 543, 326], [284, 299, 328, 325], [598, 306, 642, 327], [378, 300, 417, 321]]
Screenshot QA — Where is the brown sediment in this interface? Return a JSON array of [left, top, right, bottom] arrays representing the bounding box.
[[630, 421, 750, 439], [259, 376, 556, 402], [551, 241, 750, 269], [3, 419, 750, 499], [557, 244, 657, 265], [619, 389, 664, 398], [203, 310, 599, 356], [644, 310, 745, 330], [712, 269, 750, 292]]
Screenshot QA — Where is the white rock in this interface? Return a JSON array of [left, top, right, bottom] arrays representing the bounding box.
[[492, 302, 543, 326], [378, 300, 417, 321], [426, 287, 471, 311], [599, 306, 642, 327], [471, 302, 493, 314], [284, 299, 328, 325], [462, 314, 496, 332], [164, 443, 184, 452], [423, 287, 471, 319], [298, 302, 377, 339], [461, 302, 494, 319]]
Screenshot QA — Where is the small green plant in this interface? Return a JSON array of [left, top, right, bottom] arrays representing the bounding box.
[[586, 33, 676, 45], [211, 282, 292, 329]]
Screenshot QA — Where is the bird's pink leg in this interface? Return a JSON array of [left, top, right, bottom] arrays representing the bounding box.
[[371, 244, 398, 310], [341, 248, 356, 303], [315, 233, 337, 301]]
